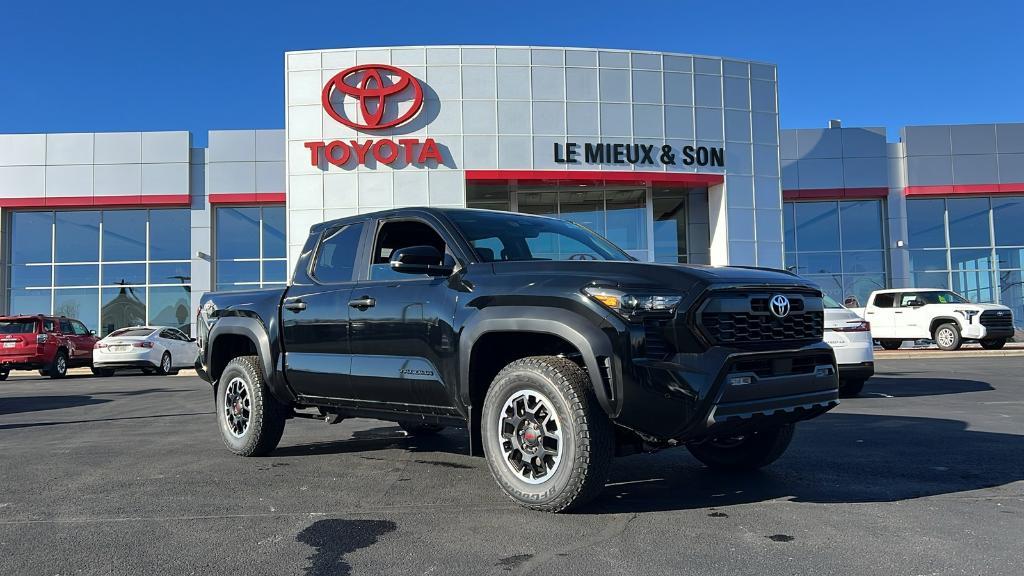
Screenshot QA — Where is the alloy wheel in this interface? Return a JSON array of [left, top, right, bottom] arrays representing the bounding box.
[[498, 389, 563, 484], [223, 377, 252, 438], [162, 354, 172, 373], [937, 328, 955, 348]]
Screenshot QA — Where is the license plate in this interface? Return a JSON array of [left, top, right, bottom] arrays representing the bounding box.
[[2, 342, 15, 348], [110, 345, 130, 353]]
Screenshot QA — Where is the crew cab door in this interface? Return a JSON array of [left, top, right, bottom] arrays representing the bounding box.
[[281, 221, 365, 399], [863, 292, 897, 338], [347, 216, 461, 411], [895, 292, 931, 339]]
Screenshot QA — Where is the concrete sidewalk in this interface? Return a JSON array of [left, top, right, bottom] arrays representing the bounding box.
[[874, 342, 1024, 359]]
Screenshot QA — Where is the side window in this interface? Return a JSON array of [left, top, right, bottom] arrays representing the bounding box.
[[171, 329, 188, 341], [43, 319, 56, 332], [899, 293, 919, 307], [471, 237, 505, 262], [313, 223, 363, 284], [873, 293, 894, 308], [159, 329, 174, 340], [72, 321, 90, 336], [370, 220, 447, 280], [60, 319, 73, 333]]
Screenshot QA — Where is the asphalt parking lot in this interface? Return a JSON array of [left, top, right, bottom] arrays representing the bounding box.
[[1, 358, 1022, 576]]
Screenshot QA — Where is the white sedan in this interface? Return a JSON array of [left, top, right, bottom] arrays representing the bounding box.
[[93, 326, 198, 376], [823, 295, 875, 397]]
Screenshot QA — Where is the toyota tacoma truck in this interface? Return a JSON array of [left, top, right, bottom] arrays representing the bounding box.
[[854, 288, 1014, 351], [196, 208, 839, 512]]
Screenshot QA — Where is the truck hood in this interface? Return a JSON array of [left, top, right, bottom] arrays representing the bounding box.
[[488, 260, 815, 292], [927, 302, 1012, 312]]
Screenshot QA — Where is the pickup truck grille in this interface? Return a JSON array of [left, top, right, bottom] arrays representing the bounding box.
[[697, 290, 824, 348], [643, 317, 673, 360], [979, 310, 1013, 330]]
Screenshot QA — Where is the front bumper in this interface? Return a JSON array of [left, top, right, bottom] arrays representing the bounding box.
[[614, 341, 839, 442]]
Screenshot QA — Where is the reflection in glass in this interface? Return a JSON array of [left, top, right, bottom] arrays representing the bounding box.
[[952, 269, 994, 303], [11, 212, 52, 264], [803, 274, 844, 304], [783, 203, 795, 250], [517, 191, 558, 218], [997, 270, 1024, 329], [653, 188, 688, 263], [102, 263, 146, 286], [605, 189, 647, 252], [798, 252, 841, 274], [55, 288, 99, 332], [262, 207, 287, 259], [10, 265, 52, 289], [906, 199, 945, 249], [102, 210, 146, 261], [794, 202, 840, 251], [9, 289, 50, 316], [149, 286, 192, 335], [911, 271, 949, 289], [101, 286, 146, 336], [947, 198, 990, 247], [216, 207, 261, 260], [262, 260, 288, 284], [840, 201, 884, 250], [950, 248, 994, 271], [149, 209, 191, 261], [908, 249, 948, 272], [841, 251, 886, 274], [842, 274, 886, 308], [559, 189, 604, 235], [55, 265, 99, 287], [466, 183, 511, 211], [996, 247, 1024, 271], [216, 261, 260, 287], [149, 262, 191, 285], [55, 211, 100, 263], [993, 197, 1024, 246]]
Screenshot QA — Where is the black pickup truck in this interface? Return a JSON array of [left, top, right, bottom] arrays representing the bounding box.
[[196, 207, 838, 512]]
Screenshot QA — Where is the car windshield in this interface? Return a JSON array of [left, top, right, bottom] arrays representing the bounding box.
[[907, 291, 969, 305], [108, 328, 156, 338], [446, 210, 632, 262], [0, 320, 37, 334], [822, 294, 844, 309]]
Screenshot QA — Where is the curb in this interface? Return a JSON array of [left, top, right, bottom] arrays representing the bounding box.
[[874, 349, 1024, 359]]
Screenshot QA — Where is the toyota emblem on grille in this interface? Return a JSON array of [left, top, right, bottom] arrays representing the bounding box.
[[769, 294, 791, 318]]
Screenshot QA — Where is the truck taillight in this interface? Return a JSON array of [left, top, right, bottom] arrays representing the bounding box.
[[133, 341, 154, 348], [36, 333, 48, 344], [832, 321, 870, 333]]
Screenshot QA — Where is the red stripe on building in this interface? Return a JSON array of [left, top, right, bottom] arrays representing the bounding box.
[[782, 187, 888, 201], [0, 194, 191, 209], [208, 192, 287, 204], [465, 169, 724, 187], [904, 183, 1024, 196]]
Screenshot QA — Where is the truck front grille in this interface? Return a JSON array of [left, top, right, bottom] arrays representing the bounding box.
[[642, 317, 673, 360], [979, 310, 1013, 330], [697, 290, 824, 348]]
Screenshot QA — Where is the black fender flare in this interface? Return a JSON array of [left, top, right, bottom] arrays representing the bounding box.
[[208, 317, 294, 404], [458, 306, 616, 415], [928, 316, 963, 335]]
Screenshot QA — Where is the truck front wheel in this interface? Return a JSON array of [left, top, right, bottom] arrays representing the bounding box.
[[687, 424, 795, 471], [216, 355, 287, 457], [980, 338, 1006, 350], [481, 356, 614, 513], [933, 323, 962, 351]]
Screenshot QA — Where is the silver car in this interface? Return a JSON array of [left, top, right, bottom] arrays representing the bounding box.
[[93, 326, 198, 376]]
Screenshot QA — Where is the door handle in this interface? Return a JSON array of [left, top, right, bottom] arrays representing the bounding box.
[[894, 311, 903, 314], [283, 299, 307, 312], [348, 296, 376, 309]]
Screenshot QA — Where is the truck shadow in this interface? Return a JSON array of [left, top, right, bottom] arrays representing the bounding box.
[[589, 412, 1024, 514], [861, 376, 993, 397], [273, 425, 470, 457], [0, 395, 111, 416]]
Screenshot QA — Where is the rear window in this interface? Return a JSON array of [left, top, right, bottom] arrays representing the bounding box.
[[108, 328, 156, 338], [0, 320, 37, 334], [872, 293, 895, 308]]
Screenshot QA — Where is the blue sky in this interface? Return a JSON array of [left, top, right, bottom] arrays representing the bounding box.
[[3, 1, 1022, 145]]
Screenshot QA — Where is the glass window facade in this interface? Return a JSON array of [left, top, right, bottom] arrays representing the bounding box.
[[214, 206, 288, 291], [7, 209, 192, 335], [907, 196, 1024, 327], [783, 199, 887, 307]]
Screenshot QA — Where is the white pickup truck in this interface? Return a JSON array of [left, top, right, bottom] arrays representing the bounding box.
[[852, 288, 1014, 351]]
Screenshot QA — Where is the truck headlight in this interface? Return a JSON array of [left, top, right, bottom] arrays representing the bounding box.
[[583, 287, 682, 320], [955, 309, 979, 323]]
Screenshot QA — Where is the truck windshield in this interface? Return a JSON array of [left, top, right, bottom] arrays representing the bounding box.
[[0, 320, 37, 334], [446, 210, 633, 262], [906, 291, 969, 305], [822, 295, 844, 309]]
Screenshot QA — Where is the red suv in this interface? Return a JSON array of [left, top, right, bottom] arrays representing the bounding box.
[[0, 315, 100, 380]]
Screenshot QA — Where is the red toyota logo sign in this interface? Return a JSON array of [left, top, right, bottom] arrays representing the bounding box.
[[321, 64, 424, 130]]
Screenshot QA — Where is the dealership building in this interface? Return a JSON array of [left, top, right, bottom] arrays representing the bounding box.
[[0, 45, 1022, 337]]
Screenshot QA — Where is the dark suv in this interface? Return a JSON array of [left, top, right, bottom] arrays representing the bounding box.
[[197, 208, 838, 512], [0, 315, 100, 379]]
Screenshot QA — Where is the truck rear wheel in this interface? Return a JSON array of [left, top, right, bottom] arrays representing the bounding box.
[[687, 424, 795, 471], [48, 351, 68, 379], [216, 355, 287, 457], [933, 323, 962, 351], [879, 339, 902, 350], [481, 356, 614, 513]]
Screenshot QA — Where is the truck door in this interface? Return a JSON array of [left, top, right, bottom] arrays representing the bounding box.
[[281, 222, 365, 399], [896, 292, 930, 339], [864, 292, 896, 337], [347, 216, 461, 411]]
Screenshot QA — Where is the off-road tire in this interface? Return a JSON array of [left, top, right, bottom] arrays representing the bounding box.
[[933, 323, 962, 351], [48, 351, 68, 379], [838, 379, 866, 398], [687, 424, 795, 471], [398, 421, 445, 436], [481, 356, 614, 513], [91, 367, 115, 377], [216, 355, 287, 457], [879, 339, 903, 351], [980, 338, 1006, 350]]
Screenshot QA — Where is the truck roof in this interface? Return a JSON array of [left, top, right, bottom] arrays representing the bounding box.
[[309, 206, 556, 234], [871, 288, 948, 294]]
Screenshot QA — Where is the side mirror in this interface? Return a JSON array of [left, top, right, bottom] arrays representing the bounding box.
[[189, 337, 197, 342], [389, 245, 454, 277], [90, 330, 97, 336]]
